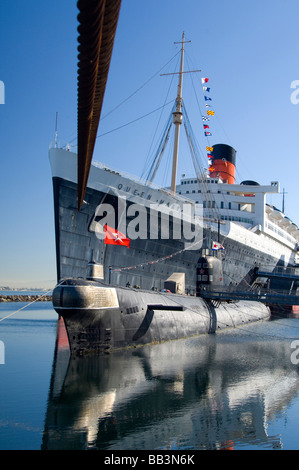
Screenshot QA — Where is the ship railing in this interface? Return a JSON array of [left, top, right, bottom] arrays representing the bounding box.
[[199, 284, 299, 304], [200, 284, 298, 295], [258, 265, 299, 278]]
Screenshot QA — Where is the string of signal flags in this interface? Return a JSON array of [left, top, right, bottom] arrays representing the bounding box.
[[201, 77, 215, 173]]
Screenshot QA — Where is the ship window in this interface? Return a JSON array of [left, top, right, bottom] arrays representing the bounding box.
[[186, 190, 189, 194], [192, 190, 195, 193], [221, 202, 224, 209]]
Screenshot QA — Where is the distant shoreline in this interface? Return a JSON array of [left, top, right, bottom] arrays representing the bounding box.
[[0, 295, 52, 302]]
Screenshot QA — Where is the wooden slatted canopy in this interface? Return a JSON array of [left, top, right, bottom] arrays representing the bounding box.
[[77, 0, 121, 210]]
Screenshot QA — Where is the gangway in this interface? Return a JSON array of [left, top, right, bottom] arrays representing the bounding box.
[[199, 287, 299, 306], [257, 265, 299, 282]]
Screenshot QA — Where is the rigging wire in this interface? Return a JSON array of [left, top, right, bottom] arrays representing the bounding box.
[[141, 54, 180, 180], [182, 101, 221, 223], [148, 123, 172, 184], [185, 58, 256, 235], [185, 52, 250, 186], [101, 51, 181, 121], [141, 103, 175, 183], [160, 133, 174, 188], [66, 51, 181, 147], [0, 282, 64, 323], [94, 100, 174, 140]]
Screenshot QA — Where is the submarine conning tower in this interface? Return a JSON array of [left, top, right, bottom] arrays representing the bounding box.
[[209, 143, 236, 184]]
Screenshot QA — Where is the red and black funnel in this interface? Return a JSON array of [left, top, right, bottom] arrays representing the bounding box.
[[209, 144, 236, 184]]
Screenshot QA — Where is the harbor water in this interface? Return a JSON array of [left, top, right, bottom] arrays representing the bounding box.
[[0, 295, 299, 451]]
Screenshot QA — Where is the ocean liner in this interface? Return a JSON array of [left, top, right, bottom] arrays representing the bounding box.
[[50, 2, 298, 354]]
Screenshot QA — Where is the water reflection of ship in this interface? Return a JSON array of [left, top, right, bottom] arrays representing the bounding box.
[[42, 318, 299, 450]]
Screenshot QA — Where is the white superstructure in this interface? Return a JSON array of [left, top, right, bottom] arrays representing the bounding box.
[[177, 174, 299, 256]]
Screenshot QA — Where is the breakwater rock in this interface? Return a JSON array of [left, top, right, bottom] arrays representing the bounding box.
[[0, 295, 52, 303]]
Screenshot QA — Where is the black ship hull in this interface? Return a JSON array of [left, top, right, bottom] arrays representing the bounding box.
[[52, 175, 287, 292]]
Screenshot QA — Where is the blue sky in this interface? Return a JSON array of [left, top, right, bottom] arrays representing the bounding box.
[[0, 0, 299, 288]]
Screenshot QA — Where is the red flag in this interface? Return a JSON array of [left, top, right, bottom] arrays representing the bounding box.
[[105, 225, 130, 248], [203, 125, 209, 129]]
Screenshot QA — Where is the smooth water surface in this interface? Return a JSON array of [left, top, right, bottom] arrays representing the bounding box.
[[0, 301, 57, 449], [0, 300, 299, 450]]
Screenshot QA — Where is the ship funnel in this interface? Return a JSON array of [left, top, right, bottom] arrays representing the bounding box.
[[209, 144, 236, 184]]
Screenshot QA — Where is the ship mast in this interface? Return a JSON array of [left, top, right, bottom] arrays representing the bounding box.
[[170, 32, 186, 195], [160, 33, 200, 193]]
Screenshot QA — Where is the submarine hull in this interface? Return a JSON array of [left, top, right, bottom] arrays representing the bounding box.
[[52, 279, 270, 355]]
